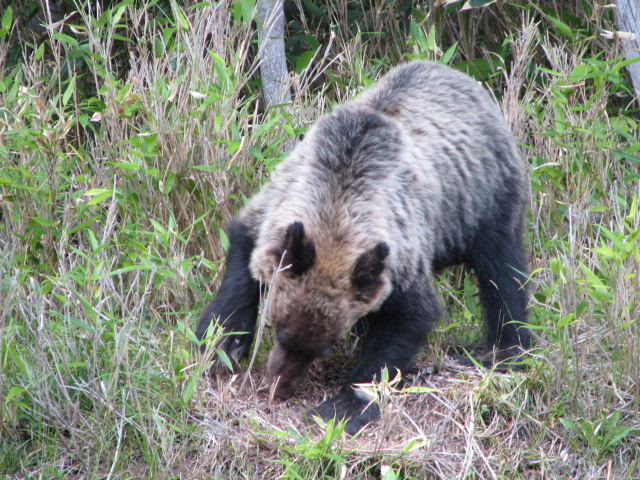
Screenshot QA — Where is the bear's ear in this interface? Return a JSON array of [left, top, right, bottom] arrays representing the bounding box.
[[272, 222, 316, 276], [352, 242, 390, 301]]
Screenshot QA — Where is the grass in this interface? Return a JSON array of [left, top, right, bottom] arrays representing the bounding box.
[[1, 0, 639, 478]]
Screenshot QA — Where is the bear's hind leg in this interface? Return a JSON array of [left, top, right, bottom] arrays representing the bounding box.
[[196, 219, 261, 372], [467, 228, 530, 368], [307, 280, 439, 435]]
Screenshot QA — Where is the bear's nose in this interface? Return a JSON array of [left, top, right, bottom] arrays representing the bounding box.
[[267, 342, 313, 398]]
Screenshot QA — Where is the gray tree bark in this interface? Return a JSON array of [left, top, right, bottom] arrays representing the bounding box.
[[256, 0, 292, 109], [614, 0, 640, 96]]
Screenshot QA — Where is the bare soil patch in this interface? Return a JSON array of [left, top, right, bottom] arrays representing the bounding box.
[[194, 354, 562, 479]]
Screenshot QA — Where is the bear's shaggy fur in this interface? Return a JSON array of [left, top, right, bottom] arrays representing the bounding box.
[[196, 61, 530, 434]]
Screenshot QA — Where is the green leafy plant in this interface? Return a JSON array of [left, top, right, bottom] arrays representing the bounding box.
[[561, 411, 637, 458], [271, 419, 352, 479]]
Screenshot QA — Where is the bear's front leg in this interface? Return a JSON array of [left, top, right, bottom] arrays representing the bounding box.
[[307, 281, 440, 435], [196, 219, 260, 373]]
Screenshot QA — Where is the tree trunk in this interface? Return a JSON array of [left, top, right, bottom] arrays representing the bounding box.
[[256, 0, 292, 109], [614, 0, 640, 97]]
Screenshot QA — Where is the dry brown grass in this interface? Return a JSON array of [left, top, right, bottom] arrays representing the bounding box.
[[187, 354, 633, 479]]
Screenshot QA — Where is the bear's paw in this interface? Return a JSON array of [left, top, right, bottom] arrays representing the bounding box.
[[306, 391, 380, 436]]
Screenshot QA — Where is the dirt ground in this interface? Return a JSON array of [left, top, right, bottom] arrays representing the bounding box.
[[194, 351, 568, 479]]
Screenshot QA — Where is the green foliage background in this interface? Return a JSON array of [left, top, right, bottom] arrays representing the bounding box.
[[0, 0, 639, 478]]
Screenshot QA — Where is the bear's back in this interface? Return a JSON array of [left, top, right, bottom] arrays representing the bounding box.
[[247, 62, 527, 284]]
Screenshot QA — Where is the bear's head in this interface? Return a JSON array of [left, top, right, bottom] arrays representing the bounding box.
[[251, 221, 392, 399]]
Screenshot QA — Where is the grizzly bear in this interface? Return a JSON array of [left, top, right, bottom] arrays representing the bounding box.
[[196, 61, 530, 435]]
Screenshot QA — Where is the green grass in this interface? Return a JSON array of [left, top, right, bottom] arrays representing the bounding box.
[[1, 1, 639, 478]]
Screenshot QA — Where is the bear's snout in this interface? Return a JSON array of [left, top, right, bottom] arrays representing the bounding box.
[[267, 342, 313, 398]]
